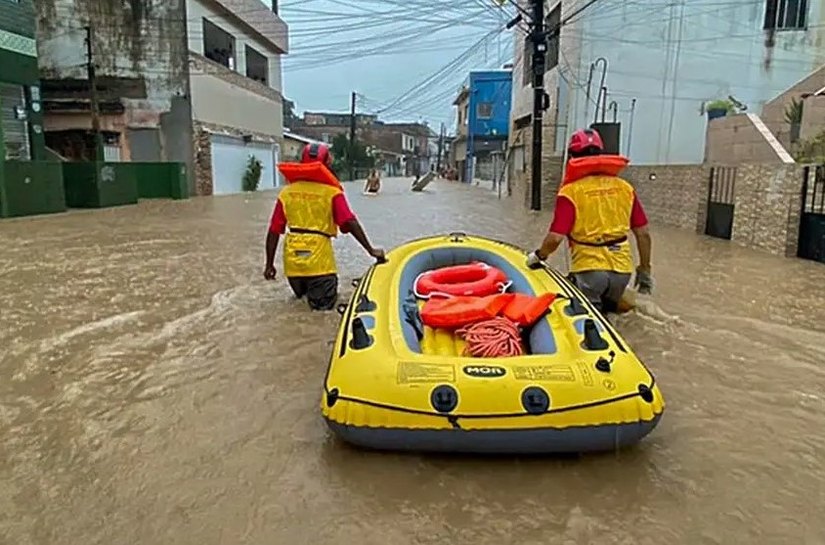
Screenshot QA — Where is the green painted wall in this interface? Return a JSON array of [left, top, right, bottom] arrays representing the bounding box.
[[1, 161, 66, 218]]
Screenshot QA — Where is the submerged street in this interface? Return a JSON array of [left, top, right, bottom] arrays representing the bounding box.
[[2, 178, 824, 544]]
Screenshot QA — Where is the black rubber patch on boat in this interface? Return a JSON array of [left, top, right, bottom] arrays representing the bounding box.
[[638, 384, 654, 403], [430, 385, 459, 413], [521, 386, 550, 414]]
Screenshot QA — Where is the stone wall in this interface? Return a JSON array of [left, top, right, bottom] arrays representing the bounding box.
[[623, 163, 807, 257], [193, 122, 213, 196], [730, 163, 806, 256]]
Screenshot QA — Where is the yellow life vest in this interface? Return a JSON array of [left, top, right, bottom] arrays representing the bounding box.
[[278, 180, 342, 277], [558, 175, 635, 274]]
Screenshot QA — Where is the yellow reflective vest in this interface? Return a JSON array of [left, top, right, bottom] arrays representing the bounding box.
[[557, 174, 635, 274], [278, 180, 342, 277]]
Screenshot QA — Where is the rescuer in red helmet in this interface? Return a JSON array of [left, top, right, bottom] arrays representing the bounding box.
[[527, 127, 654, 312], [264, 142, 385, 310]]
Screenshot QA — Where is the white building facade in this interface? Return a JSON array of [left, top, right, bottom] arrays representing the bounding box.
[[511, 0, 825, 165], [188, 0, 288, 194]]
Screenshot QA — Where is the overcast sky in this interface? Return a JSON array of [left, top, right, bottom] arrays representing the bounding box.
[[279, 0, 513, 129]]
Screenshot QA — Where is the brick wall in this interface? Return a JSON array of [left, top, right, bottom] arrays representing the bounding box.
[[705, 115, 783, 164], [622, 165, 708, 232], [799, 96, 825, 142], [761, 64, 825, 151]]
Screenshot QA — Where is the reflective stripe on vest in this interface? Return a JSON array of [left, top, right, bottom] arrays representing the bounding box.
[[558, 175, 635, 274]]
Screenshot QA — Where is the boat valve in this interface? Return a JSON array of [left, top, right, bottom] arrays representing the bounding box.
[[582, 318, 608, 351], [349, 317, 373, 350], [355, 294, 376, 312], [566, 296, 588, 316], [521, 386, 551, 414], [595, 350, 616, 373], [431, 385, 459, 413]]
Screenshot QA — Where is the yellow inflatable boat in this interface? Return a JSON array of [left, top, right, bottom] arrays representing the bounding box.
[[322, 233, 664, 454]]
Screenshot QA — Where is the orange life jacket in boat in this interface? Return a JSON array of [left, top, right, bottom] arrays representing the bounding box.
[[501, 292, 558, 327], [421, 293, 515, 330]]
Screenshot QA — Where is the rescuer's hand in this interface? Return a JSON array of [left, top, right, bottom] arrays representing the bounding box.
[[264, 264, 277, 280], [526, 250, 544, 270], [634, 267, 654, 295], [369, 248, 387, 263]]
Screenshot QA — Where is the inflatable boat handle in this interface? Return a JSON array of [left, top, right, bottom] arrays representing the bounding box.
[[497, 280, 513, 293], [448, 232, 467, 242]]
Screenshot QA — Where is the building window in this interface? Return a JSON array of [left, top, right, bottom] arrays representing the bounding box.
[[764, 0, 808, 30], [245, 45, 269, 86], [203, 18, 236, 70], [477, 102, 493, 119]]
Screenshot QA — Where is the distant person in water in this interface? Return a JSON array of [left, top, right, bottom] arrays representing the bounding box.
[[363, 169, 381, 194]]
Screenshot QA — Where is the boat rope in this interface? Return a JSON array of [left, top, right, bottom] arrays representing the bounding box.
[[457, 317, 523, 358]]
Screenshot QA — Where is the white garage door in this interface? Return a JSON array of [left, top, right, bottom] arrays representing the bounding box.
[[210, 134, 279, 195]]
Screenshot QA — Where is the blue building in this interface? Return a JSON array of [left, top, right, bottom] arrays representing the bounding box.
[[453, 69, 512, 182], [512, 0, 825, 165]]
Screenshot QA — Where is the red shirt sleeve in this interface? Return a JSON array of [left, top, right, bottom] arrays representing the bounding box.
[[268, 199, 286, 234], [332, 193, 357, 232], [549, 195, 576, 235], [630, 193, 649, 228]]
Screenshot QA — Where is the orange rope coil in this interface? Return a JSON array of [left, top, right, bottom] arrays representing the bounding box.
[[457, 317, 524, 358]]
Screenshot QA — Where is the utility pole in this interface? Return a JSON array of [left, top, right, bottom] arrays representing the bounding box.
[[85, 26, 103, 161], [436, 122, 445, 172], [349, 91, 356, 182], [522, 0, 600, 211], [529, 0, 546, 211]]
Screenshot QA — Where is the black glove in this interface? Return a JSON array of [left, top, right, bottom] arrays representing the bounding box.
[[634, 267, 653, 295]]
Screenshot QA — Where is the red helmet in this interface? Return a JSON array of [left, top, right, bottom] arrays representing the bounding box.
[[301, 143, 332, 165], [568, 128, 604, 154]]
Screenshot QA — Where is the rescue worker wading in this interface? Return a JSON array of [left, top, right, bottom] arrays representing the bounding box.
[[526, 128, 654, 312], [264, 143, 385, 310]]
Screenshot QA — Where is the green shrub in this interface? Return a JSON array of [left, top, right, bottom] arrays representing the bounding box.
[[242, 155, 263, 192]]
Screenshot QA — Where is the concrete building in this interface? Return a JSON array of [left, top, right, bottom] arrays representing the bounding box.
[[293, 112, 432, 176], [34, 0, 288, 195], [187, 0, 288, 195], [511, 0, 825, 166], [453, 69, 512, 183], [705, 62, 825, 165], [282, 129, 322, 162], [35, 0, 193, 171], [0, 0, 45, 162]]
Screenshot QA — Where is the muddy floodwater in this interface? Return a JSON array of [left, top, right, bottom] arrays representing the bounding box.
[[1, 178, 824, 544]]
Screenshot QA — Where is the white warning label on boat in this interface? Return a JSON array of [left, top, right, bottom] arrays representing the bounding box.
[[512, 365, 576, 382], [397, 362, 456, 384]]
